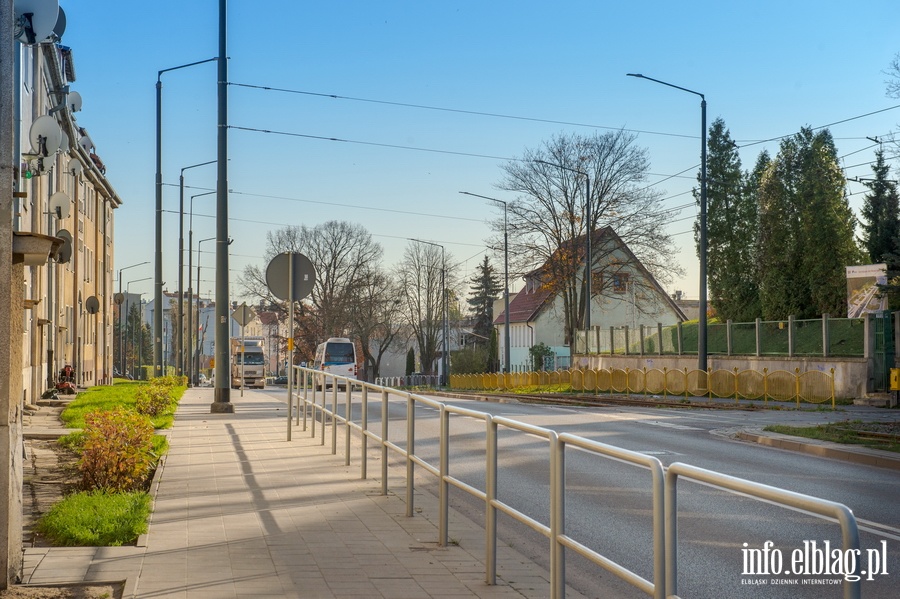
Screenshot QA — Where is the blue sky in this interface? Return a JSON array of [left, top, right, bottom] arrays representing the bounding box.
[[58, 0, 900, 305]]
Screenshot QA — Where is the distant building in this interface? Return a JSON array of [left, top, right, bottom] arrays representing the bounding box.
[[494, 227, 686, 371]]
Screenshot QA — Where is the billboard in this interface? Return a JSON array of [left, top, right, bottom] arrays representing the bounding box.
[[846, 263, 888, 317]]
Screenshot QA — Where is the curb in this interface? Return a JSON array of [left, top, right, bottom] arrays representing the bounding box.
[[736, 430, 900, 471]]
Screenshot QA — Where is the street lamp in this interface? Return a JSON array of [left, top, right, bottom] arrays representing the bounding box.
[[459, 191, 510, 373], [534, 159, 592, 356], [178, 161, 216, 380], [196, 236, 215, 383], [126, 277, 151, 379], [155, 57, 218, 379], [117, 261, 149, 375], [409, 238, 448, 385], [185, 187, 216, 385], [627, 73, 707, 372]]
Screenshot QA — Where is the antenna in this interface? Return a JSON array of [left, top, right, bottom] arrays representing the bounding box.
[[85, 296, 100, 315], [48, 191, 70, 219], [78, 131, 94, 153], [67, 90, 82, 112], [69, 160, 83, 177], [14, 0, 59, 45]]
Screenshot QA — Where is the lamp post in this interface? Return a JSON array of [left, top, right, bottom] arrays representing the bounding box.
[[185, 187, 216, 385], [459, 191, 510, 373], [534, 160, 592, 356], [196, 236, 215, 383], [627, 73, 707, 372], [117, 261, 149, 375], [178, 161, 216, 381], [410, 238, 448, 385], [126, 277, 151, 380], [155, 57, 217, 380]]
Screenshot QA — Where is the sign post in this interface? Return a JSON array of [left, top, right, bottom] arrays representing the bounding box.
[[231, 303, 255, 397], [265, 253, 316, 441]]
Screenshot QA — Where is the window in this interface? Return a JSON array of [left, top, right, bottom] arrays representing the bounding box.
[[612, 273, 629, 294]]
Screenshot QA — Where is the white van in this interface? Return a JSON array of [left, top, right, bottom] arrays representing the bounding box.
[[313, 337, 358, 390]]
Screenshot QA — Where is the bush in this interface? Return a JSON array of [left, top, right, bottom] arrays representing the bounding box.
[[135, 382, 173, 417], [78, 408, 155, 493]]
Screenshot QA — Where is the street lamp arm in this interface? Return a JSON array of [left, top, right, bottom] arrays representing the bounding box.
[[158, 57, 219, 81], [626, 73, 705, 100]]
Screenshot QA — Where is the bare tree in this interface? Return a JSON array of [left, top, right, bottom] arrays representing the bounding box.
[[238, 221, 382, 359], [397, 242, 457, 376], [349, 269, 404, 381], [497, 130, 682, 345]]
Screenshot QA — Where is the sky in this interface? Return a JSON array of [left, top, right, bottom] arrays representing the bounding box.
[[54, 0, 900, 307]]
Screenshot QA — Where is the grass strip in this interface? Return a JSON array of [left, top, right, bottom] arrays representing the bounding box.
[[35, 490, 151, 546], [764, 422, 900, 453]]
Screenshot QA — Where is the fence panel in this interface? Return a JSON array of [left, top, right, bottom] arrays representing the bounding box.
[[708, 369, 736, 399], [797, 369, 835, 405], [735, 369, 765, 400], [765, 369, 795, 401]]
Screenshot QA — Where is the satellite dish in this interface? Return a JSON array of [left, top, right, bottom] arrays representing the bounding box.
[[49, 191, 69, 219], [78, 132, 93, 153], [67, 90, 82, 112], [55, 229, 72, 263], [14, 0, 59, 44], [29, 115, 62, 156], [51, 5, 65, 40], [69, 160, 83, 176], [85, 296, 100, 314], [59, 130, 69, 151], [113, 293, 125, 305]]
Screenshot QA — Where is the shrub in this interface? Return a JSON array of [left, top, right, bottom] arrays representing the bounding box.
[[78, 408, 155, 493], [134, 383, 172, 417]]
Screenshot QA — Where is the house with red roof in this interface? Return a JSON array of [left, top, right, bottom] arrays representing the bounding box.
[[493, 227, 686, 370]]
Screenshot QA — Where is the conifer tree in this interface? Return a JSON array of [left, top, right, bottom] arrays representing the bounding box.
[[466, 256, 502, 346]]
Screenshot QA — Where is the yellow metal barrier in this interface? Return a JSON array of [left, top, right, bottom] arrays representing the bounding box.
[[448, 365, 835, 407]]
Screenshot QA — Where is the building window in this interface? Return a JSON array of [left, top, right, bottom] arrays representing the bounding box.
[[612, 273, 630, 294]]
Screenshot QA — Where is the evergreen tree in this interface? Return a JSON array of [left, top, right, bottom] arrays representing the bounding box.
[[859, 148, 900, 307], [696, 118, 760, 321], [860, 149, 900, 263], [405, 347, 415, 376], [466, 256, 502, 346], [757, 128, 859, 319]]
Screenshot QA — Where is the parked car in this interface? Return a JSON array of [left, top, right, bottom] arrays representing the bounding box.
[[273, 376, 288, 385]]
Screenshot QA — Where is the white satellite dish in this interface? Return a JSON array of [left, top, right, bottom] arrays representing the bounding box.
[[49, 191, 70, 219], [29, 115, 62, 156], [78, 132, 94, 153], [69, 160, 83, 176], [14, 0, 59, 44], [59, 130, 69, 151], [67, 90, 82, 112]]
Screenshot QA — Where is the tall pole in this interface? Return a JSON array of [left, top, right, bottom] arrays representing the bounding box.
[[459, 191, 511, 372], [118, 262, 149, 375], [155, 57, 217, 379], [180, 165, 215, 385], [627, 73, 707, 371], [197, 237, 214, 386], [212, 0, 234, 411]]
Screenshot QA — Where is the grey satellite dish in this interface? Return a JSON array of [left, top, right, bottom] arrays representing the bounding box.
[[48, 191, 69, 219], [29, 115, 62, 156], [59, 130, 68, 151], [14, 0, 59, 44], [67, 90, 82, 112], [85, 296, 100, 315], [69, 159, 83, 176], [55, 229, 72, 263], [51, 5, 64, 40], [114, 293, 125, 305]]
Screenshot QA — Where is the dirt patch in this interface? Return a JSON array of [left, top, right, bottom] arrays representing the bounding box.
[[0, 583, 122, 598]]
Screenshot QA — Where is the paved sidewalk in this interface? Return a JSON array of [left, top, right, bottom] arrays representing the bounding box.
[[22, 388, 596, 599]]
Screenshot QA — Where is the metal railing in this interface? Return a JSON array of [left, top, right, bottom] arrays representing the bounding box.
[[290, 366, 860, 599], [451, 366, 836, 407]]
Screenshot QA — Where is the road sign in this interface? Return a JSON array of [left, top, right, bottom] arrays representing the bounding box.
[[232, 302, 255, 326], [265, 252, 316, 301]]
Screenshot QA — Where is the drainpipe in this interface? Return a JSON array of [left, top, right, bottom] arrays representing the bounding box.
[[526, 323, 534, 370]]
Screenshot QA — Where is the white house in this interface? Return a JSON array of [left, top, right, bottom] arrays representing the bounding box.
[[494, 227, 686, 371]]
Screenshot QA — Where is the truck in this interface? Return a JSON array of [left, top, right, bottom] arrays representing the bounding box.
[[231, 337, 267, 389]]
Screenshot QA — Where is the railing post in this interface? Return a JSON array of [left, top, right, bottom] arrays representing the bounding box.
[[331, 381, 338, 453], [301, 368, 308, 431], [439, 406, 449, 547], [406, 394, 415, 517], [624, 326, 630, 356], [361, 385, 368, 479], [610, 326, 615, 355], [664, 469, 678, 597], [657, 323, 663, 356], [485, 414, 497, 585], [550, 432, 564, 599], [345, 383, 352, 466], [381, 389, 389, 495], [726, 319, 733, 356]]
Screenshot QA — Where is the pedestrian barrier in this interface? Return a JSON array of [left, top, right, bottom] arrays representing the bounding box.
[[450, 366, 836, 407], [289, 366, 859, 599]]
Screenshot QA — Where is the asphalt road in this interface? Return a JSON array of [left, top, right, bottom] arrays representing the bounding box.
[[272, 387, 900, 598]]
